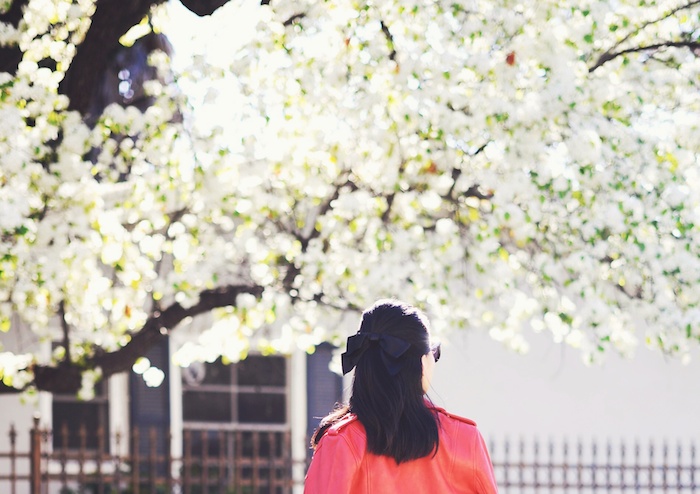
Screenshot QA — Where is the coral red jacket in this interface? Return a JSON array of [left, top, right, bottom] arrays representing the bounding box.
[[304, 407, 498, 493]]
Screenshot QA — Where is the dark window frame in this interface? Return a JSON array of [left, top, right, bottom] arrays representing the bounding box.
[[51, 380, 110, 453], [181, 354, 289, 431]]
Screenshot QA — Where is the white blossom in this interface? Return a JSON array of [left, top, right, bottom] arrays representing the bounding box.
[[1, 0, 699, 392]]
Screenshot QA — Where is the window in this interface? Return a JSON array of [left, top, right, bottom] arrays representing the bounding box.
[[180, 355, 291, 493], [182, 355, 288, 427], [52, 380, 110, 452]]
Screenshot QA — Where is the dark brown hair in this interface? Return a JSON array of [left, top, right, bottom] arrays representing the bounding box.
[[311, 300, 439, 464]]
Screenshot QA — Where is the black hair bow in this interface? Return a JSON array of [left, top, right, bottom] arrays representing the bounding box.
[[341, 333, 412, 376]]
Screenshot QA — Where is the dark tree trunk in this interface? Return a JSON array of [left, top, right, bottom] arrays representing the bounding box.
[[59, 0, 167, 117], [0, 0, 236, 118]]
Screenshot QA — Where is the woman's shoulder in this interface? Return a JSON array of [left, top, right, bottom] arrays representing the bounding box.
[[326, 413, 366, 437], [431, 405, 478, 428], [431, 407, 498, 492], [315, 413, 366, 462]]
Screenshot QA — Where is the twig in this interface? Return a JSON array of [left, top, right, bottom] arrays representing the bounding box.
[[590, 40, 700, 72], [590, 0, 700, 72]]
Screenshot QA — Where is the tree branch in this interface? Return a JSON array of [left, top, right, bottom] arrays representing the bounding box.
[[89, 283, 264, 375], [381, 160, 408, 223], [464, 184, 494, 200], [26, 283, 264, 394], [283, 13, 306, 27], [380, 20, 397, 61], [612, 0, 700, 51], [445, 142, 489, 200], [59, 300, 71, 365], [300, 173, 355, 250], [589, 40, 700, 72], [281, 173, 356, 295], [589, 0, 700, 72], [0, 381, 26, 394]]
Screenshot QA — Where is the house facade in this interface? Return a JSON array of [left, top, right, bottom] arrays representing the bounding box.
[[0, 330, 343, 493], [2, 322, 699, 493]]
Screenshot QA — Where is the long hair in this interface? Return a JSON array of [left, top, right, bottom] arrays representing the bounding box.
[[311, 300, 439, 464]]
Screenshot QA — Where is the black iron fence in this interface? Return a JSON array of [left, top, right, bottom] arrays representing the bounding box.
[[0, 417, 299, 494], [489, 436, 698, 493]]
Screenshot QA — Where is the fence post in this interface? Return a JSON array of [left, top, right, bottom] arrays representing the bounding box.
[[29, 415, 41, 494]]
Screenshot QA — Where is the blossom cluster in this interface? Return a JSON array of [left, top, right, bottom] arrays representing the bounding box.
[[0, 0, 698, 388]]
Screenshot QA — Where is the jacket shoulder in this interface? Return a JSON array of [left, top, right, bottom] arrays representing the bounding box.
[[433, 406, 477, 427], [318, 414, 366, 461], [327, 414, 361, 434]]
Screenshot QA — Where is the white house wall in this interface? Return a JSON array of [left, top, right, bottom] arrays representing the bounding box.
[[430, 328, 700, 444], [0, 394, 37, 455], [0, 318, 45, 457]]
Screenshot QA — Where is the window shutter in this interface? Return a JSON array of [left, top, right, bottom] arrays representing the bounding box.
[[129, 336, 170, 463], [306, 343, 342, 451]]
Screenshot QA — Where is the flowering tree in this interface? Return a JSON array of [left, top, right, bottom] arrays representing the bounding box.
[[1, 0, 699, 394]]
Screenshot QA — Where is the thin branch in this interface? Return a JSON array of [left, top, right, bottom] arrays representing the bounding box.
[[311, 293, 362, 313], [445, 142, 489, 199], [281, 173, 356, 295], [590, 40, 700, 72], [447, 102, 471, 115], [299, 173, 356, 251], [381, 118, 411, 223], [381, 160, 408, 223], [611, 0, 700, 51], [283, 13, 306, 27], [58, 300, 71, 365], [590, 0, 700, 72], [463, 184, 494, 201], [380, 20, 397, 61], [0, 381, 24, 394]]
